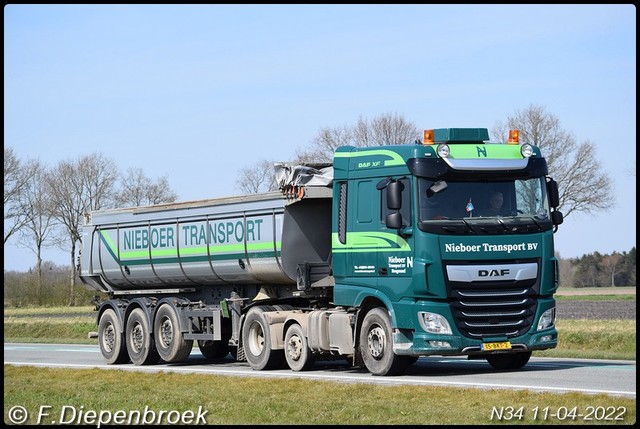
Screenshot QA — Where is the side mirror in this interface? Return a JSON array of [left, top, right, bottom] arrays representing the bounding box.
[[386, 180, 404, 210], [551, 210, 563, 226], [547, 178, 560, 209], [385, 212, 403, 230], [376, 177, 392, 191]]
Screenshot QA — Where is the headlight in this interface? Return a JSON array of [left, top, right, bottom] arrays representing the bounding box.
[[537, 307, 556, 330], [520, 143, 534, 158], [437, 144, 450, 158], [418, 312, 452, 335]]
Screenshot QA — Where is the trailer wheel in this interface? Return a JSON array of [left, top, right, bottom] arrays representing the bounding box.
[[359, 307, 409, 376], [284, 323, 316, 371], [198, 340, 229, 360], [242, 305, 284, 370], [98, 308, 129, 364], [154, 304, 193, 363], [126, 308, 160, 365], [486, 351, 532, 370]]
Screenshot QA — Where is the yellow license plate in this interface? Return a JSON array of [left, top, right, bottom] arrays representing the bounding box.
[[481, 341, 512, 351]]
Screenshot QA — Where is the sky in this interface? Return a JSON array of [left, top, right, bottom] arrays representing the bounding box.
[[4, 4, 636, 272]]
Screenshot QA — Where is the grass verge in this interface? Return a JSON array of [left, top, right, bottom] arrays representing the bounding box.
[[4, 365, 636, 425]]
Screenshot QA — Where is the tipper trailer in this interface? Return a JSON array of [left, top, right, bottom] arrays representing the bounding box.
[[80, 128, 564, 375]]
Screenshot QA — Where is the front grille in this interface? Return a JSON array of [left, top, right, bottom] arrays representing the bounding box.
[[446, 261, 539, 339]]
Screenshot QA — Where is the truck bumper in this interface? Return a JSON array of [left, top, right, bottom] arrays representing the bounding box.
[[392, 328, 558, 356], [391, 297, 558, 356]]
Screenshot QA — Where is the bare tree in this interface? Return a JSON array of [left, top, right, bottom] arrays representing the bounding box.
[[4, 147, 37, 244], [16, 161, 62, 302], [296, 125, 353, 163], [115, 167, 178, 207], [237, 112, 420, 192], [295, 112, 421, 163], [235, 160, 279, 194], [600, 253, 624, 287], [557, 254, 575, 287], [355, 113, 421, 147], [492, 104, 614, 218], [47, 153, 119, 305], [81, 153, 119, 212]]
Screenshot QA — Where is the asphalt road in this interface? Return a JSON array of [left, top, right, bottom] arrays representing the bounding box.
[[4, 343, 635, 399]]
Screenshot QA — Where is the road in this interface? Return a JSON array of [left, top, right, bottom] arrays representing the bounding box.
[[4, 343, 635, 399]]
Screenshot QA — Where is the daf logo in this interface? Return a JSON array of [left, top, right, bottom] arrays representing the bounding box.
[[478, 269, 510, 277]]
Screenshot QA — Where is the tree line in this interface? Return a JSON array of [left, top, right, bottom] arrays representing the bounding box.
[[562, 248, 636, 288], [4, 151, 178, 305], [5, 104, 635, 306]]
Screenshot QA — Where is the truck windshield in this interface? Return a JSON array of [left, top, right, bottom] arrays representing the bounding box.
[[417, 177, 551, 225]]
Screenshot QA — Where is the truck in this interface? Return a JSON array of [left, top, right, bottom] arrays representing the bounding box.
[[80, 127, 564, 376]]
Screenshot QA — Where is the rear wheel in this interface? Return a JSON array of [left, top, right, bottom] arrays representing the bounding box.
[[154, 304, 193, 363], [126, 308, 160, 365], [284, 323, 316, 371], [359, 307, 408, 376], [198, 340, 230, 360], [486, 351, 532, 370], [98, 308, 129, 364], [242, 305, 284, 370]]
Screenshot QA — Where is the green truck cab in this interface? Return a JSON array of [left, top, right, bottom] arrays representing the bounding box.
[[330, 128, 563, 374]]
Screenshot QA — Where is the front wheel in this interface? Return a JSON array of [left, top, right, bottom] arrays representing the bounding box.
[[486, 351, 532, 370], [359, 307, 408, 376], [242, 306, 284, 370]]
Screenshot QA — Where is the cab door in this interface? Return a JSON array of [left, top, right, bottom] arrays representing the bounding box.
[[377, 178, 414, 298], [348, 179, 379, 283]]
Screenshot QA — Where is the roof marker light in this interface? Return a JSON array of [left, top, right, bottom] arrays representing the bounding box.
[[423, 129, 435, 145], [508, 129, 519, 144]]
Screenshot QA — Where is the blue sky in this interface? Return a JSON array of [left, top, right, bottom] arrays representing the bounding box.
[[4, 4, 636, 271]]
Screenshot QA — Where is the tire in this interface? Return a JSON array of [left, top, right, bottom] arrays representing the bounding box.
[[399, 355, 419, 372], [198, 340, 230, 360], [359, 307, 407, 376], [486, 351, 532, 370], [154, 304, 193, 363], [98, 308, 129, 364], [198, 317, 232, 360], [242, 305, 284, 370], [125, 308, 160, 365], [284, 323, 316, 371]]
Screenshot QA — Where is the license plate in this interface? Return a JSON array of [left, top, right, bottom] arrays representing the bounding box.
[[481, 341, 512, 351]]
